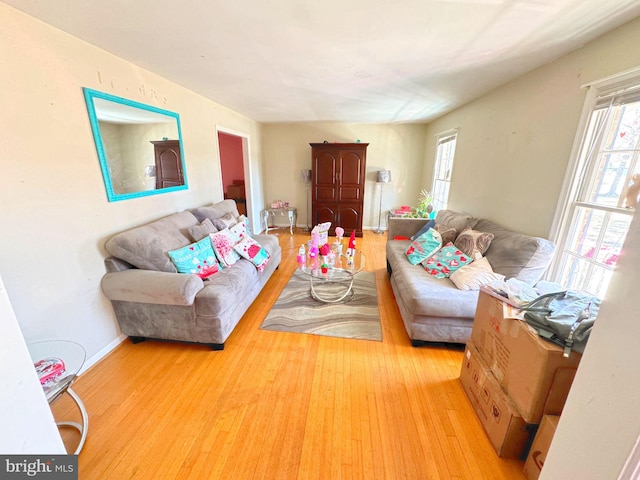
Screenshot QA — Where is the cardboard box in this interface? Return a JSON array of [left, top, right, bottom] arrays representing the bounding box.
[[471, 290, 581, 423], [459, 341, 536, 458], [523, 415, 560, 480]]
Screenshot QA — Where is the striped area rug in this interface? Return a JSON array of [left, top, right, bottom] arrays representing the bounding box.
[[260, 270, 382, 341]]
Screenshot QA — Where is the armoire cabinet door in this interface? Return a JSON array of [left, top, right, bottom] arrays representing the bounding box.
[[337, 204, 361, 235], [313, 204, 337, 227], [310, 143, 368, 237], [314, 149, 338, 203], [338, 150, 364, 202]]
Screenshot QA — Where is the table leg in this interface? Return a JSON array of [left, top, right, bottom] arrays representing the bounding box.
[[288, 210, 295, 235], [263, 210, 270, 233], [57, 387, 89, 454]]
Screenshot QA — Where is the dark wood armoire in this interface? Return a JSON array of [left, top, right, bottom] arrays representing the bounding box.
[[151, 140, 184, 189], [310, 142, 368, 237]]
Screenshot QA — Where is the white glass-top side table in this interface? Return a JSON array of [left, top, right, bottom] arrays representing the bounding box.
[[28, 340, 88, 455], [263, 207, 297, 235]]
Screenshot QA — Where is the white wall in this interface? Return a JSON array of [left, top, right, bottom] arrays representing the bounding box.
[[0, 274, 65, 454], [0, 3, 264, 365], [423, 16, 640, 239], [541, 207, 640, 479], [262, 123, 429, 230]]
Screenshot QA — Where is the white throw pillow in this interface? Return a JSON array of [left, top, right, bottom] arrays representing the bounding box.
[[449, 257, 505, 291]]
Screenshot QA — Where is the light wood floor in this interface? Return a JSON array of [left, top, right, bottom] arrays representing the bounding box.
[[54, 229, 526, 479]]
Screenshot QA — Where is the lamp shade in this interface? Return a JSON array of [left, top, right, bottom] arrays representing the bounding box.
[[376, 169, 391, 183], [300, 169, 312, 183]]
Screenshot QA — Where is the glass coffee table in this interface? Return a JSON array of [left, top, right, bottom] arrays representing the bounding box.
[[28, 340, 88, 454], [298, 251, 366, 303]]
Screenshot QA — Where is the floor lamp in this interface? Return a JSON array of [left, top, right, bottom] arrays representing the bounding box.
[[375, 169, 391, 235], [301, 169, 312, 231]]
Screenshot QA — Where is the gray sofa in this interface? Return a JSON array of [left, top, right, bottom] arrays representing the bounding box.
[[386, 210, 555, 345], [101, 200, 281, 350]]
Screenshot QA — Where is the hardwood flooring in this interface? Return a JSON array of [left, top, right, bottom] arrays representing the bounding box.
[[54, 229, 526, 479]]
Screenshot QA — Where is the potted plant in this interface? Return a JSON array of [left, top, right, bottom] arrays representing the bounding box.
[[416, 190, 433, 217]]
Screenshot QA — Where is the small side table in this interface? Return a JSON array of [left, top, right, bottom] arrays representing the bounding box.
[[263, 207, 297, 235], [28, 340, 88, 455]]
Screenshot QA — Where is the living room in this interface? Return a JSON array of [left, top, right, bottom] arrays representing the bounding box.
[[2, 1, 640, 478]]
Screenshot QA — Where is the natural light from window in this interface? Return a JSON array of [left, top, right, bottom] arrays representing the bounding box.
[[432, 131, 457, 211], [553, 81, 640, 298]]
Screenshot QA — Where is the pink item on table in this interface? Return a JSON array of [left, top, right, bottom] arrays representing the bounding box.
[[309, 231, 319, 258], [319, 243, 331, 256]]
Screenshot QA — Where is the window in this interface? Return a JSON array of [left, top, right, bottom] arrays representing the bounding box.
[[551, 72, 640, 298], [431, 131, 457, 210]]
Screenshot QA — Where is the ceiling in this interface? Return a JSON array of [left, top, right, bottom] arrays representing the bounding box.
[[5, 0, 640, 123]]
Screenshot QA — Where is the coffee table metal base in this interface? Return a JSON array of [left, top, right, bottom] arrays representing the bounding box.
[[58, 387, 89, 455], [309, 276, 355, 303]]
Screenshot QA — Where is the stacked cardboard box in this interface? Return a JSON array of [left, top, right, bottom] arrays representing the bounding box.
[[523, 415, 560, 480], [459, 289, 581, 458], [459, 341, 536, 457]]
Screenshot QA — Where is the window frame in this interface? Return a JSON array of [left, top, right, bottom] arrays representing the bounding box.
[[431, 129, 458, 211], [549, 67, 640, 297]]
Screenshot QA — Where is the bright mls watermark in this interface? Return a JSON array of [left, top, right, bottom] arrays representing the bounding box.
[[1, 455, 77, 479]]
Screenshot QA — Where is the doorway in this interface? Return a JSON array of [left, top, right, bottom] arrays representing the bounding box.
[[218, 131, 247, 216]]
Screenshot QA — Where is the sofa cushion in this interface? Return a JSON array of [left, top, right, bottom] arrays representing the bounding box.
[[475, 218, 555, 285], [168, 237, 220, 279], [213, 212, 238, 230], [410, 219, 435, 241], [251, 233, 279, 257], [234, 236, 270, 271], [449, 257, 505, 291], [187, 218, 218, 242], [387, 240, 479, 318], [405, 228, 442, 265], [229, 221, 248, 244], [454, 227, 494, 257], [190, 200, 239, 224], [105, 211, 199, 273], [435, 210, 479, 233], [422, 242, 473, 278], [209, 229, 241, 267], [434, 225, 458, 245]]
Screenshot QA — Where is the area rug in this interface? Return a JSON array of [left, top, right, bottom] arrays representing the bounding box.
[[260, 270, 382, 341]]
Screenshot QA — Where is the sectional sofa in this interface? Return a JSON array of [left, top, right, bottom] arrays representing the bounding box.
[[100, 200, 281, 350], [386, 210, 555, 345]]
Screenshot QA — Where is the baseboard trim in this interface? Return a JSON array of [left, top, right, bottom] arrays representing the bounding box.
[[79, 334, 127, 376]]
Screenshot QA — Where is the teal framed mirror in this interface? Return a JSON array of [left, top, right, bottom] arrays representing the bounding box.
[[83, 88, 188, 202]]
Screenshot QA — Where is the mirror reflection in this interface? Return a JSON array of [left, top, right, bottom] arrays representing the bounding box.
[[83, 88, 188, 202]]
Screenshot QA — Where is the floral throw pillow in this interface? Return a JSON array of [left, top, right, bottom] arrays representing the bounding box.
[[229, 221, 248, 245], [405, 228, 442, 265], [167, 237, 220, 279], [209, 229, 241, 267], [234, 236, 270, 272], [423, 242, 472, 278]]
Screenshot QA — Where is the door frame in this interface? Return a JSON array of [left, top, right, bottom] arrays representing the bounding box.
[[215, 126, 258, 233]]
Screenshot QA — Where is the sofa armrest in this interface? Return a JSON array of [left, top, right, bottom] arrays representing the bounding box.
[[101, 270, 204, 306], [387, 217, 430, 241], [104, 256, 135, 273]]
